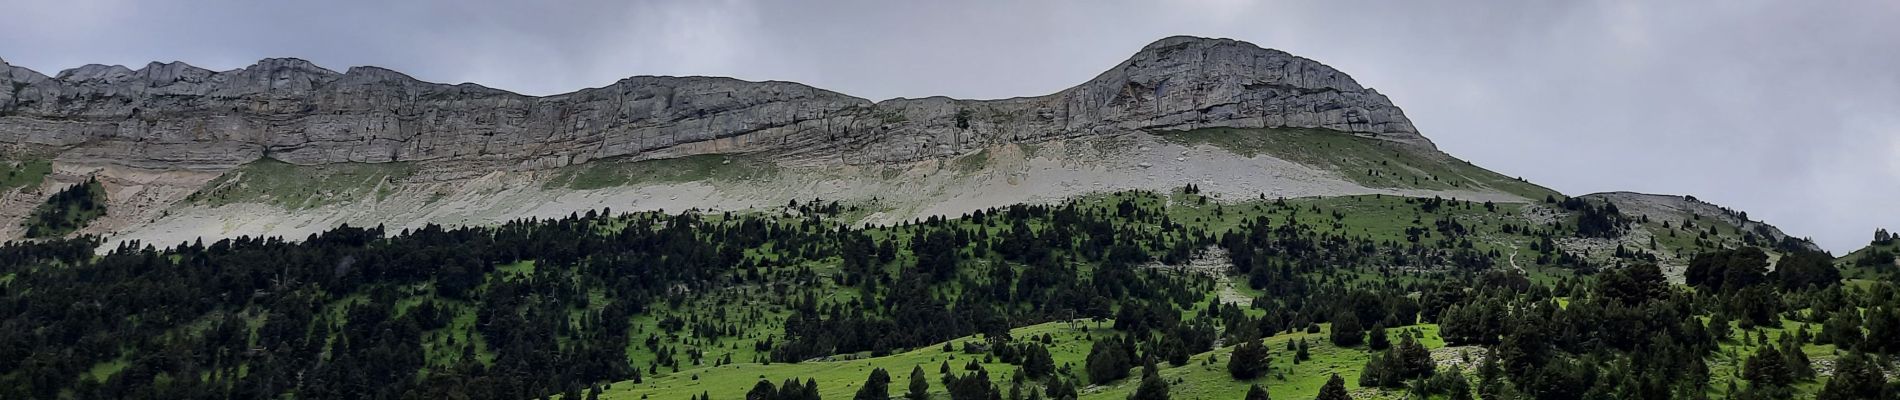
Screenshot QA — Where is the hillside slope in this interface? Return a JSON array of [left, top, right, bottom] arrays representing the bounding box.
[[0, 189, 1865, 400], [1567, 192, 1824, 277], [0, 36, 1820, 268], [1839, 232, 1898, 280], [0, 36, 1530, 244]]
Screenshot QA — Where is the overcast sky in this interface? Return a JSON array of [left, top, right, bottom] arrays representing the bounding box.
[[3, 0, 1895, 253]]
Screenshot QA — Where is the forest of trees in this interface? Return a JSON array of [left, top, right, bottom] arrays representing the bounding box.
[[21, 177, 106, 238], [0, 190, 1893, 400]]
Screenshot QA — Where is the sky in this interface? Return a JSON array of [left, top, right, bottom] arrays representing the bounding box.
[[2, 0, 1895, 253]]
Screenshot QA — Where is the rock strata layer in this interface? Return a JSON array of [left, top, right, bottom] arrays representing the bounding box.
[[0, 36, 1424, 171]]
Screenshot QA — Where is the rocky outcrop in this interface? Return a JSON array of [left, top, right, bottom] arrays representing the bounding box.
[[1581, 191, 1823, 253], [0, 36, 1425, 172]]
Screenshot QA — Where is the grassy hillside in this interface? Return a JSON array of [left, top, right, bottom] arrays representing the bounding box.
[[546, 154, 779, 190], [1155, 127, 1556, 200], [604, 322, 1446, 400], [0, 187, 1880, 400], [21, 177, 106, 238], [187, 158, 418, 208], [0, 157, 50, 193], [1838, 238, 1898, 280]]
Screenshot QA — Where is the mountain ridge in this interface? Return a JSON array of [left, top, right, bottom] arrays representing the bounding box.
[[0, 36, 1820, 263], [0, 35, 1423, 172]]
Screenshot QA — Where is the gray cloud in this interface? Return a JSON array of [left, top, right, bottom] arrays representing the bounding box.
[[2, 0, 1894, 252]]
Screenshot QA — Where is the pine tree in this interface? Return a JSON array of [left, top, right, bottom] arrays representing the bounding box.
[[1329, 314, 1364, 348], [777, 379, 806, 400], [1818, 351, 1886, 400], [1244, 384, 1270, 400], [1316, 374, 1352, 400], [1227, 339, 1270, 379], [856, 368, 892, 400], [1128, 369, 1169, 400], [1086, 337, 1133, 384], [1742, 344, 1794, 387], [1366, 324, 1389, 350], [1864, 306, 1900, 353], [1395, 335, 1434, 379], [907, 366, 930, 400], [1044, 377, 1077, 400], [1443, 369, 1474, 400], [1358, 351, 1400, 388], [1781, 339, 1814, 380], [1708, 314, 1733, 342], [748, 380, 778, 400], [1823, 309, 1866, 346]]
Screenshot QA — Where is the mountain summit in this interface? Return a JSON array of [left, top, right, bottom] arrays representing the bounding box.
[[0, 36, 1812, 271]]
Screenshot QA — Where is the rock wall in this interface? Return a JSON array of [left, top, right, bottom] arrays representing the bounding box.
[[0, 36, 1425, 172]]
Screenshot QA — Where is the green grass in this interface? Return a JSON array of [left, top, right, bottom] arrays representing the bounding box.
[[21, 178, 107, 238], [495, 260, 537, 280], [188, 158, 416, 209], [1089, 324, 1444, 400], [605, 320, 1062, 400], [1837, 241, 1898, 280], [419, 301, 494, 370], [0, 157, 51, 193], [84, 356, 130, 382], [988, 188, 1660, 276], [1110, 190, 1539, 266], [599, 320, 1447, 400], [1156, 127, 1554, 200], [548, 154, 778, 190], [951, 149, 992, 174], [585, 189, 1755, 400], [1703, 316, 1836, 398]]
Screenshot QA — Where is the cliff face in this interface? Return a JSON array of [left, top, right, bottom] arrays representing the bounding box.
[[0, 36, 1423, 172]]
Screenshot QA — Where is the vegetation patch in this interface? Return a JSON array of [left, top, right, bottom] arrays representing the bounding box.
[[0, 187, 1868, 400], [1840, 230, 1899, 279], [548, 154, 778, 190], [950, 149, 992, 174], [188, 158, 417, 209], [22, 177, 106, 238], [0, 157, 51, 193], [1157, 127, 1555, 199]]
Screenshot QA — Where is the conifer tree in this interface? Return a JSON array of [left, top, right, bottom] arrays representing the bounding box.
[[1742, 344, 1794, 387], [748, 380, 778, 400], [1227, 339, 1270, 379], [907, 366, 930, 400], [856, 368, 891, 400], [1330, 314, 1364, 347], [1243, 384, 1270, 400], [1818, 351, 1886, 400], [1316, 374, 1352, 400], [1128, 369, 1169, 400], [1366, 324, 1389, 350]]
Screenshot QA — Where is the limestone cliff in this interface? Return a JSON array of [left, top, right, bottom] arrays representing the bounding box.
[[0, 36, 1484, 244], [0, 36, 1422, 172]]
